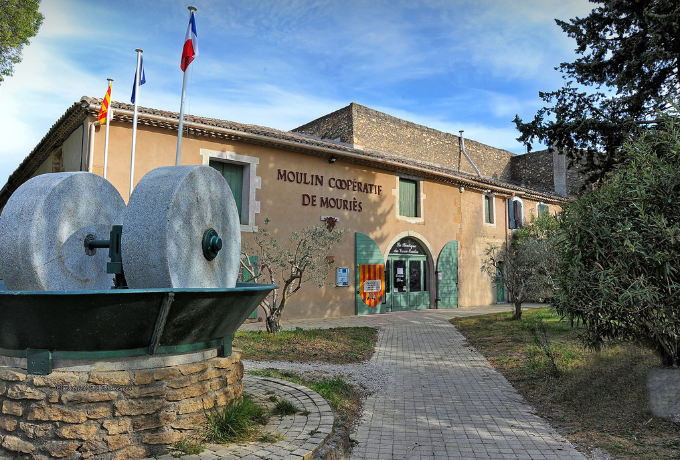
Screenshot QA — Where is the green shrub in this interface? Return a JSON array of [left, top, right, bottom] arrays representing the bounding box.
[[203, 394, 268, 443], [554, 113, 680, 366], [271, 399, 299, 416]]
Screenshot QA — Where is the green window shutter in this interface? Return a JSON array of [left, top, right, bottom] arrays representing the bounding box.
[[484, 195, 491, 223], [399, 178, 417, 217], [538, 204, 549, 216], [242, 256, 258, 282], [355, 232, 386, 315], [209, 160, 244, 223], [508, 199, 515, 229], [437, 241, 458, 308]]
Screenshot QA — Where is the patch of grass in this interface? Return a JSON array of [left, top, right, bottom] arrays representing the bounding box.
[[234, 327, 377, 364], [258, 432, 285, 443], [248, 369, 364, 426], [170, 437, 204, 457], [451, 308, 680, 460], [271, 399, 299, 416], [203, 393, 268, 444]]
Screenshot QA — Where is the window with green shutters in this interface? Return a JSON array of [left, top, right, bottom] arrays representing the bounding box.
[[399, 178, 418, 217], [538, 203, 549, 216], [209, 160, 244, 223], [508, 198, 523, 229], [484, 193, 494, 224]]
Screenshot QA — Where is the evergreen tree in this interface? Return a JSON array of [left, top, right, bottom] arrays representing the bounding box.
[[514, 0, 680, 184]]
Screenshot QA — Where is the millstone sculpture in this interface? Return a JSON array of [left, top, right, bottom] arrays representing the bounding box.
[[0, 165, 241, 291], [0, 164, 273, 376], [0, 172, 126, 291], [122, 165, 241, 289]]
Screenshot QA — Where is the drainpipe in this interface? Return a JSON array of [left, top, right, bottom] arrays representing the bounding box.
[[87, 121, 96, 173], [459, 131, 482, 177]]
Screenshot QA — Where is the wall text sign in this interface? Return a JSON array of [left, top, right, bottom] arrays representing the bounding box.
[[277, 169, 383, 213]]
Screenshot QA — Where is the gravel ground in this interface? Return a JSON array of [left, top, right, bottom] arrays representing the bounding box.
[[243, 359, 392, 395]]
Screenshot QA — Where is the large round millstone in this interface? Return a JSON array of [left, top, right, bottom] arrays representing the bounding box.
[[0, 172, 126, 291], [122, 165, 241, 289]]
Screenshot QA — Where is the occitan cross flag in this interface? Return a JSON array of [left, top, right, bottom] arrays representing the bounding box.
[[98, 82, 112, 124]]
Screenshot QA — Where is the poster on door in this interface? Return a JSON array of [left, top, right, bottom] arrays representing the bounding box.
[[359, 264, 385, 308]]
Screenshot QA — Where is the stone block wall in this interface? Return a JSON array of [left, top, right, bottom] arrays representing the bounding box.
[[292, 106, 353, 145], [0, 352, 243, 460], [509, 149, 555, 194], [292, 103, 517, 181]]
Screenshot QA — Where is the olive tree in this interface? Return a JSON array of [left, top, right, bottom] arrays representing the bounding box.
[[553, 113, 680, 366], [240, 218, 346, 334], [482, 215, 559, 320]]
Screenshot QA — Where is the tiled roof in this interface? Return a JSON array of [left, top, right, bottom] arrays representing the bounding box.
[[0, 97, 566, 210]]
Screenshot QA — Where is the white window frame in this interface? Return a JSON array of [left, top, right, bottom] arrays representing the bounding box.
[[508, 196, 524, 229], [483, 191, 496, 226], [200, 149, 261, 233], [392, 173, 425, 224]]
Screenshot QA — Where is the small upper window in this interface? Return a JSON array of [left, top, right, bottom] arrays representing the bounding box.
[[399, 178, 418, 218], [483, 192, 495, 224], [508, 198, 523, 229], [537, 203, 549, 217]]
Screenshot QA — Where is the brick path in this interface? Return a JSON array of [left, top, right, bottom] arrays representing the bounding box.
[[242, 305, 587, 460]]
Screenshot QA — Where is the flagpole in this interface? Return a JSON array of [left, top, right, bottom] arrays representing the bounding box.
[[130, 49, 143, 198], [103, 78, 113, 180], [176, 5, 197, 167]]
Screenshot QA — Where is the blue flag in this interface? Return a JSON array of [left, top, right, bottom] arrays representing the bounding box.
[[130, 56, 146, 104]]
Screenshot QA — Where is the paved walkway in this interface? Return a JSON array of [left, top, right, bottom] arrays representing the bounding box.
[[241, 305, 586, 460], [148, 375, 333, 460]]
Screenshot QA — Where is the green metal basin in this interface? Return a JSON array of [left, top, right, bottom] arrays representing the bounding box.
[[0, 283, 275, 361]]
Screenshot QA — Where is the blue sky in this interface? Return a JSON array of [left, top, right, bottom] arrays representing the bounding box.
[[0, 0, 595, 184]]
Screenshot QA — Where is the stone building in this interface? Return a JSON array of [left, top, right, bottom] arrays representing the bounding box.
[[0, 98, 574, 319]]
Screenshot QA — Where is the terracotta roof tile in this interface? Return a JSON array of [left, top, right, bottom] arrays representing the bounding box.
[[1, 97, 565, 210]]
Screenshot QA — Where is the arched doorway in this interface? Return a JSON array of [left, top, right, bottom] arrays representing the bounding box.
[[386, 237, 430, 311]]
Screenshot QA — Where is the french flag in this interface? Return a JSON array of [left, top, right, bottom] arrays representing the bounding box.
[[180, 9, 198, 72]]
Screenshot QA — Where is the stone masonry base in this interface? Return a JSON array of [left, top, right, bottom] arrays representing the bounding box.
[[0, 350, 244, 460]]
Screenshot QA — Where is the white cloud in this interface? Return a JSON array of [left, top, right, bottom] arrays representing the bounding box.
[[0, 0, 594, 184]]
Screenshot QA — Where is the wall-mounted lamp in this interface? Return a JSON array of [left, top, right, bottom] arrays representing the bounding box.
[[328, 156, 337, 164], [459, 186, 465, 193], [485, 189, 491, 194]]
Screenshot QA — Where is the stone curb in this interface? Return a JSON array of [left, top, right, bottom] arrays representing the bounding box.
[[144, 374, 334, 460]]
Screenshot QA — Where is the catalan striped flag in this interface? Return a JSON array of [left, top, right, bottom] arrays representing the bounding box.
[[98, 81, 112, 124], [359, 264, 385, 308]]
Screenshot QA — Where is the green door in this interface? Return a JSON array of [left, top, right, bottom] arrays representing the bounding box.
[[390, 258, 409, 311], [387, 255, 429, 311], [496, 261, 506, 303], [387, 237, 430, 311], [436, 241, 458, 309], [355, 233, 386, 315]]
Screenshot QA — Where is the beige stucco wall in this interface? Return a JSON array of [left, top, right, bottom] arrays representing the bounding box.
[[27, 116, 561, 320], [458, 191, 561, 308], [83, 118, 470, 319], [62, 122, 86, 172]]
